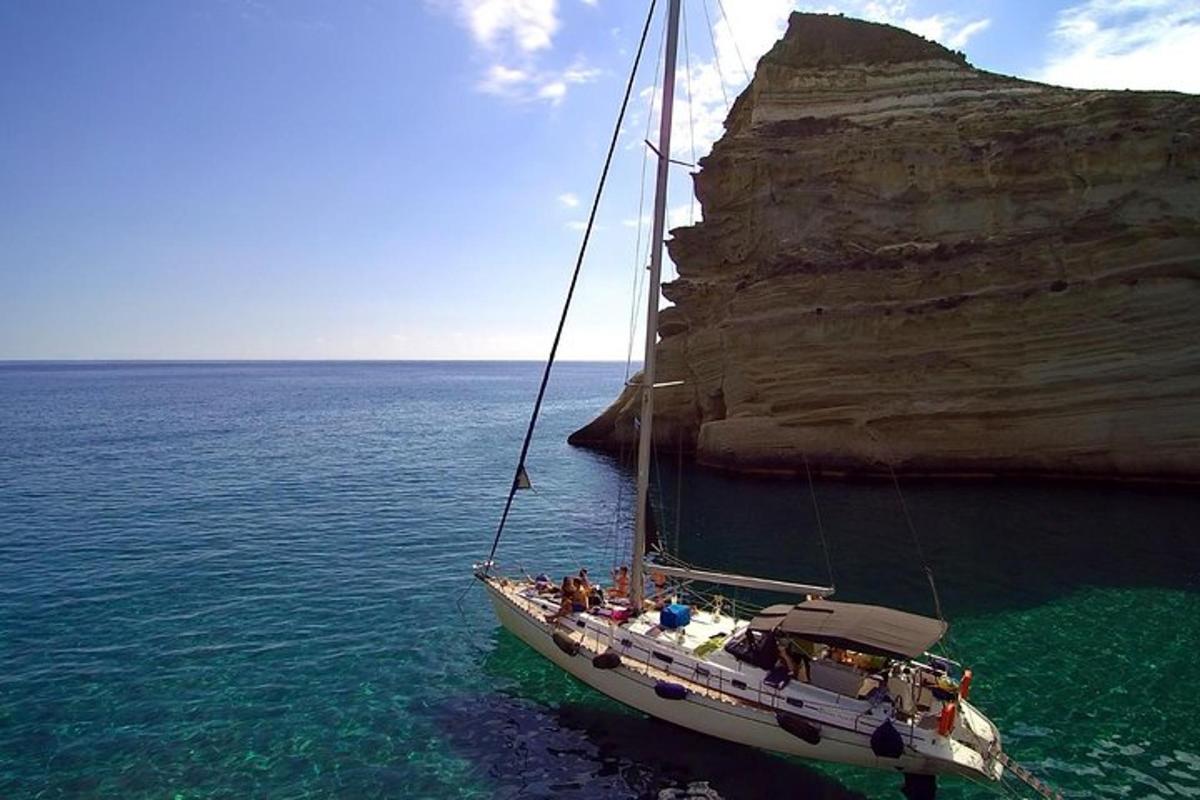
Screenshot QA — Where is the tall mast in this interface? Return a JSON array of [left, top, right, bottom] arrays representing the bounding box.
[[631, 0, 681, 613]]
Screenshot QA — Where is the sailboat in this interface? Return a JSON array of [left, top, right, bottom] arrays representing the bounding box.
[[475, 3, 1061, 799]]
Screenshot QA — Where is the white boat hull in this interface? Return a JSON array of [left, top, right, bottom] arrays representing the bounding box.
[[483, 578, 973, 777]]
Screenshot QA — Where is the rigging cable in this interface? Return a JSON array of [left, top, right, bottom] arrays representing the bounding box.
[[681, 0, 698, 226], [802, 452, 836, 591], [713, 0, 751, 83], [608, 460, 625, 572], [625, 13, 667, 383], [674, 435, 684, 557], [887, 461, 945, 623], [700, 0, 731, 111], [484, 0, 660, 572]]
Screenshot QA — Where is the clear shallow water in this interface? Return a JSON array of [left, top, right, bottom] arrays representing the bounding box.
[[0, 361, 1197, 799]]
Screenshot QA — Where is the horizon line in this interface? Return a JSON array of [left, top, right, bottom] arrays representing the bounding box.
[[0, 358, 641, 364]]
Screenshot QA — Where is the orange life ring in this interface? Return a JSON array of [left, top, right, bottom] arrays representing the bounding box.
[[959, 669, 973, 700], [937, 702, 957, 736]]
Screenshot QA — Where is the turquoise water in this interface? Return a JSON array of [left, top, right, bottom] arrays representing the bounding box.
[[1, 361, 1197, 799]]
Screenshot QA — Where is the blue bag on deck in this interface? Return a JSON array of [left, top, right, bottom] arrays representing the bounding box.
[[660, 603, 691, 629]]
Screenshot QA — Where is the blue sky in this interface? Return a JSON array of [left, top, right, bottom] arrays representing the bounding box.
[[2, 0, 1196, 359]]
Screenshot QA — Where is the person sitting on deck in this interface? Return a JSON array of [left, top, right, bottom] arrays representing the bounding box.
[[579, 568, 603, 606], [650, 570, 668, 609], [546, 577, 576, 623], [571, 577, 591, 613], [775, 635, 813, 682], [610, 565, 629, 598], [775, 639, 798, 678]]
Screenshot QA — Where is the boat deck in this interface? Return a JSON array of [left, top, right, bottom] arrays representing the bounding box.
[[623, 606, 745, 654]]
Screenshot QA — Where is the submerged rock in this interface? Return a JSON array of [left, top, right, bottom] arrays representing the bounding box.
[[570, 12, 1200, 481]]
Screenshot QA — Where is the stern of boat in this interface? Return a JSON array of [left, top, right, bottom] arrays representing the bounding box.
[[951, 699, 1005, 782]]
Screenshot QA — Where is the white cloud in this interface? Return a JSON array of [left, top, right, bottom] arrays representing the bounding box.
[[561, 62, 602, 83], [447, 1, 605, 103], [460, 0, 559, 53], [538, 80, 568, 103], [1036, 0, 1200, 92], [558, 192, 580, 207], [947, 18, 991, 49], [478, 64, 529, 94], [476, 58, 602, 102], [894, 14, 990, 49], [844, 3, 991, 50], [668, 200, 701, 229], [565, 220, 588, 230]]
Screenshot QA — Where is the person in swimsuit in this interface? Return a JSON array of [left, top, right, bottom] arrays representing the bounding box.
[[610, 565, 629, 598], [572, 577, 590, 612], [546, 577, 576, 623], [651, 570, 668, 609]]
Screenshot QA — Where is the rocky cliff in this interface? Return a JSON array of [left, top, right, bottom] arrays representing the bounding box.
[[570, 13, 1200, 481]]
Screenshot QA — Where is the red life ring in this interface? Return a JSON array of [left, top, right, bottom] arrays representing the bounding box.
[[937, 702, 957, 736], [959, 669, 973, 701]]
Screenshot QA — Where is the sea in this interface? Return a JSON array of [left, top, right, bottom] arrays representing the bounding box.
[[1, 360, 1198, 800]]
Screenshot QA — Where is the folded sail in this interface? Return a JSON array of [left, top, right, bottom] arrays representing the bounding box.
[[647, 564, 834, 597]]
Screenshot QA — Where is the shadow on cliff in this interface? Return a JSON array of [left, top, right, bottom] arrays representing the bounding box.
[[426, 632, 868, 800], [648, 463, 1200, 618]]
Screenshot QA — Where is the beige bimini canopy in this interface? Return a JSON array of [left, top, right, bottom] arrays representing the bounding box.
[[749, 599, 947, 660]]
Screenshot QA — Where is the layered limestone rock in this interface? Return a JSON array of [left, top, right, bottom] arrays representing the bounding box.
[[570, 12, 1200, 481]]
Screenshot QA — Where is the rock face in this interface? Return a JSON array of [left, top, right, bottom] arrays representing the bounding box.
[[570, 13, 1200, 481]]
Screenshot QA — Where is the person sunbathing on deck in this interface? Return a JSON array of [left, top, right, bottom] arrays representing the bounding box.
[[546, 577, 576, 623]]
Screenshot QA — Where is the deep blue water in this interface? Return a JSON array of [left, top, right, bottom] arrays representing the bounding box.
[[1, 361, 1198, 799]]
